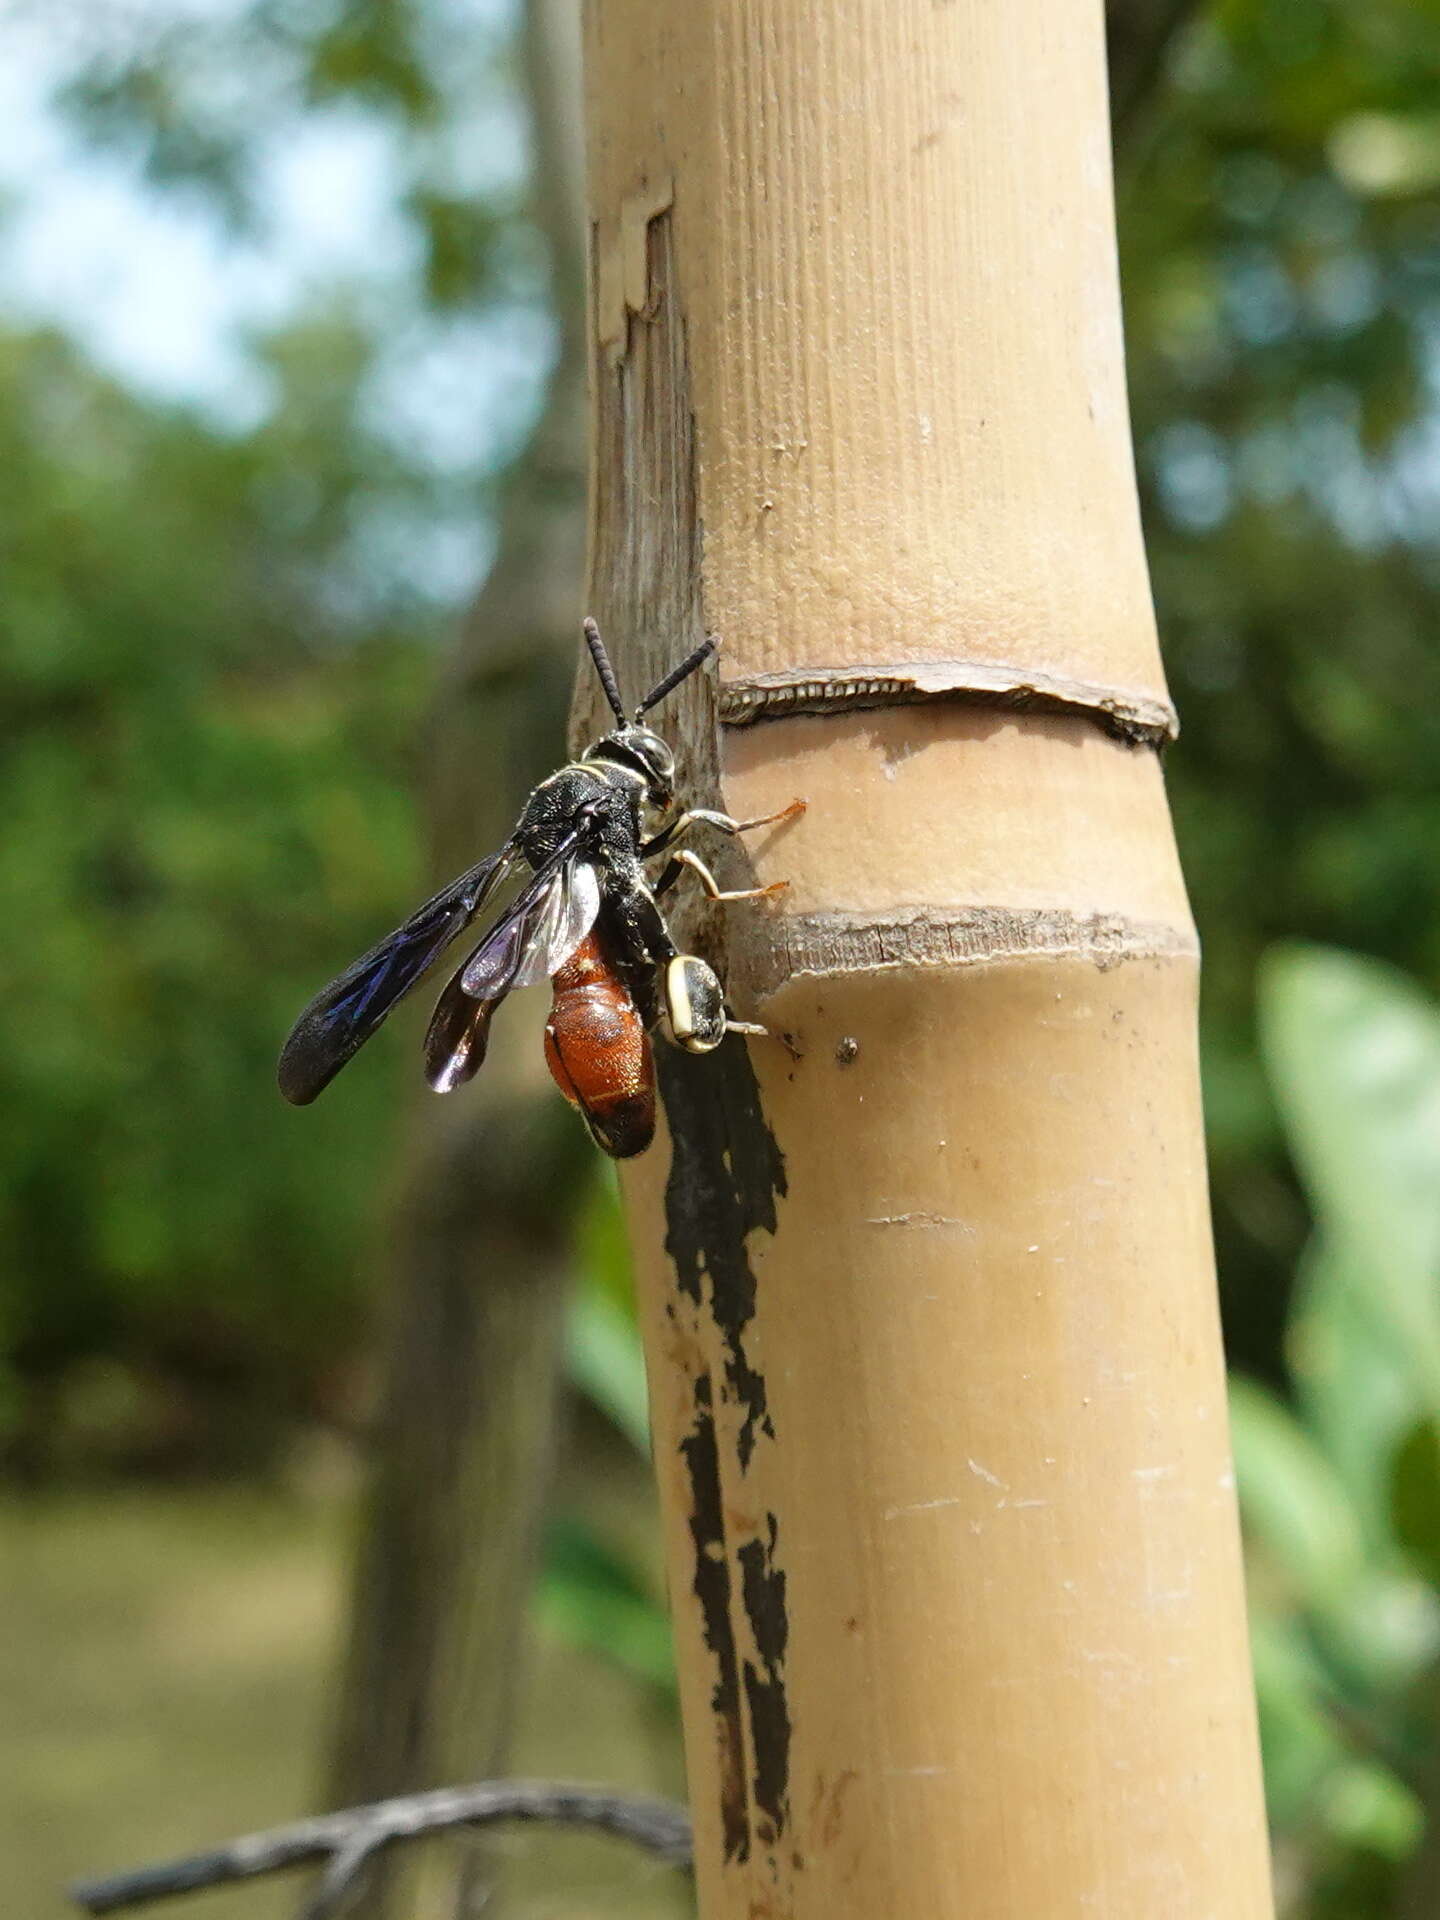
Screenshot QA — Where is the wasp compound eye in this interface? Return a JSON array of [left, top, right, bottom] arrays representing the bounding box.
[[625, 728, 674, 787], [664, 955, 728, 1054], [640, 731, 673, 768]]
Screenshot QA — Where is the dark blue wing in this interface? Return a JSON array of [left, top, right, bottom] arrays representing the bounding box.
[[278, 849, 513, 1106]]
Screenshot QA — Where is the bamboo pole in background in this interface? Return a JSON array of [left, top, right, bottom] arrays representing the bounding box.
[[577, 1, 1277, 1913], [325, 6, 591, 1916]]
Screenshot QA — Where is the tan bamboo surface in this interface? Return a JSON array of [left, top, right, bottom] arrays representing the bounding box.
[[579, 1, 1276, 1915]]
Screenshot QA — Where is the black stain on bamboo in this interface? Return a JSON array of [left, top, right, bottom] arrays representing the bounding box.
[[659, 1043, 785, 1470], [587, 200, 794, 1871], [661, 1039, 794, 1855], [738, 1514, 792, 1836], [679, 1374, 750, 1862]]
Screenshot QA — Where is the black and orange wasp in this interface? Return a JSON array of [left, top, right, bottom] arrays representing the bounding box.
[[277, 620, 802, 1157]]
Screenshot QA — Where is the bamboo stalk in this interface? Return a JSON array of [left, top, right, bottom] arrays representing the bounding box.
[[578, 1, 1275, 1915]]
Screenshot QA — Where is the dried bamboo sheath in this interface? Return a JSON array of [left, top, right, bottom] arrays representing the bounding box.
[[580, 2, 1275, 1914]]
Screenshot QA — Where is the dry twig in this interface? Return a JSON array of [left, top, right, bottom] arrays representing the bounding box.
[[70, 1779, 693, 1918]]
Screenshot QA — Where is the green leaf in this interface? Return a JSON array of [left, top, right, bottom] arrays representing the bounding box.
[[1249, 1611, 1346, 1825], [538, 1516, 674, 1693], [1391, 1418, 1440, 1589], [1230, 1374, 1367, 1607], [304, 4, 440, 122], [1315, 1758, 1424, 1865], [566, 1283, 650, 1457], [577, 1168, 639, 1317], [1290, 1237, 1424, 1541], [1232, 1376, 1439, 1696], [406, 189, 506, 309], [1259, 944, 1440, 1414], [566, 1171, 650, 1453]]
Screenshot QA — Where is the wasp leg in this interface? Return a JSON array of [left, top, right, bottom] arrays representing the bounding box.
[[642, 797, 805, 859], [665, 848, 789, 903], [725, 1018, 806, 1065], [663, 956, 771, 1054], [607, 872, 679, 966]]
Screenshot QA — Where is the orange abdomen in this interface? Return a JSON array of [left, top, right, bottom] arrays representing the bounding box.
[[545, 930, 655, 1159]]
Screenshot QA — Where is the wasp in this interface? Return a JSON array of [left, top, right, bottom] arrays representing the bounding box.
[[277, 620, 803, 1158]]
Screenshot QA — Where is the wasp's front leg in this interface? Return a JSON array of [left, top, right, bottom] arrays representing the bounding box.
[[641, 796, 805, 861], [653, 848, 789, 904]]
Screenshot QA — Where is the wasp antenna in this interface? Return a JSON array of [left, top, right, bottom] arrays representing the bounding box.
[[635, 634, 720, 718], [583, 617, 628, 725]]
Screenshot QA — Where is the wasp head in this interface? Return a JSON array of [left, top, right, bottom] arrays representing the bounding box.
[[584, 726, 677, 809], [579, 620, 718, 812]]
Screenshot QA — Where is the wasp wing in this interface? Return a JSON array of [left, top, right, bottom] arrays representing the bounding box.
[[463, 857, 601, 996], [277, 849, 515, 1106], [525, 858, 602, 983], [425, 856, 602, 1093], [423, 989, 501, 1095]]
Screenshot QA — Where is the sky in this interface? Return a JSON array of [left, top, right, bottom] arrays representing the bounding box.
[[0, 1, 550, 601], [0, 21, 363, 415]]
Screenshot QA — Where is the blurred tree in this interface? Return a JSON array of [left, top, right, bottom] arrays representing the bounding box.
[[6, 17, 643, 1919], [0, 306, 441, 1472], [10, 10, 598, 1918], [321, 2, 596, 1914], [0, 0, 552, 1481], [1109, 0, 1202, 139], [1118, 0, 1440, 1370]]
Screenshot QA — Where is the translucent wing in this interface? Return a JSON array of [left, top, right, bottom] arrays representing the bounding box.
[[515, 859, 602, 988], [277, 849, 514, 1106], [425, 855, 601, 1094], [460, 858, 601, 997], [423, 987, 500, 1095]]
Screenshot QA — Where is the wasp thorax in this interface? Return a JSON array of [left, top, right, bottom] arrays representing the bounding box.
[[664, 954, 728, 1054]]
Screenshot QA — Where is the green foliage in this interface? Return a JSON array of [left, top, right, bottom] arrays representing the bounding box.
[[538, 1515, 675, 1698], [1238, 944, 1440, 1913], [0, 0, 547, 1471], [0, 313, 456, 1470], [568, 1173, 651, 1458], [545, 1174, 671, 1698], [1392, 1419, 1440, 1592], [1123, 0, 1440, 1360], [49, 0, 536, 311]]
